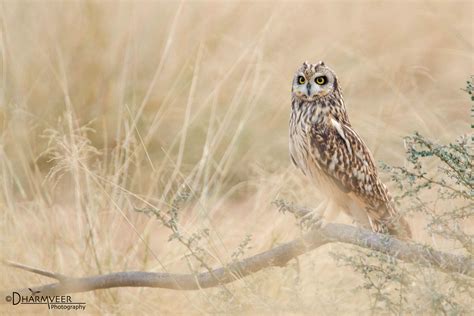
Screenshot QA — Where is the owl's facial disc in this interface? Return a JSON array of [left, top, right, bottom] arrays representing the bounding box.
[[292, 62, 336, 101]]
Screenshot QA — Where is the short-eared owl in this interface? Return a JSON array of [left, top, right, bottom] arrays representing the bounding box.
[[289, 61, 411, 239]]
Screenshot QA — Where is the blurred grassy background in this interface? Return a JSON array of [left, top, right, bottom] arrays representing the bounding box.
[[0, 1, 472, 314]]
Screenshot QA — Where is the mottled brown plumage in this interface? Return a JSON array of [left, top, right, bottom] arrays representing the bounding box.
[[289, 61, 411, 239]]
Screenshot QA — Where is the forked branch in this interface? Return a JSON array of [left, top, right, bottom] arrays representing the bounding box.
[[3, 223, 472, 297]]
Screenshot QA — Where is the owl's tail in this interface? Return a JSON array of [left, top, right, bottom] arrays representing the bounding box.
[[386, 215, 412, 240], [369, 203, 412, 240]]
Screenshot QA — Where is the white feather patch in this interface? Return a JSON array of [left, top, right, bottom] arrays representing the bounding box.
[[329, 152, 338, 171], [331, 118, 352, 155]]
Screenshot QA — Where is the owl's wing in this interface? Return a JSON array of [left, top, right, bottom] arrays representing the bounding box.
[[308, 118, 399, 227]]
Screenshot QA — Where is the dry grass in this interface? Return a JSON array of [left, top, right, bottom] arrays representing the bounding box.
[[0, 1, 472, 314]]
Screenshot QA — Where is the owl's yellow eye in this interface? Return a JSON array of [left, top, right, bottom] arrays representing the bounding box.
[[297, 76, 306, 85], [315, 76, 327, 85]]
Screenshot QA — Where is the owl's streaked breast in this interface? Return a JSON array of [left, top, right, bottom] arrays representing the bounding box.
[[289, 101, 329, 183]]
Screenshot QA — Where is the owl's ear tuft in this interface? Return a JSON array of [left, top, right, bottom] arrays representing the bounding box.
[[318, 60, 325, 66]]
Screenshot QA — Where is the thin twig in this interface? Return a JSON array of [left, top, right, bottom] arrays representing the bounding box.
[[2, 260, 69, 282]]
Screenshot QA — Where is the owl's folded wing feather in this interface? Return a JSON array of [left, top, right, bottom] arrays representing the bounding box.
[[309, 118, 411, 238]]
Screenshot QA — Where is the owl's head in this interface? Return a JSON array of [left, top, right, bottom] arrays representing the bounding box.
[[292, 61, 339, 101]]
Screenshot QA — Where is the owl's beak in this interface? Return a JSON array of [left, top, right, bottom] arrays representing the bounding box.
[[306, 83, 311, 96]]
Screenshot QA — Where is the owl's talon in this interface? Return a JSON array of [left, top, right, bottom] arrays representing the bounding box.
[[299, 212, 323, 230]]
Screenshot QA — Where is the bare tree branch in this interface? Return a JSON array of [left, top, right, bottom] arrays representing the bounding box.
[[3, 223, 472, 298]]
